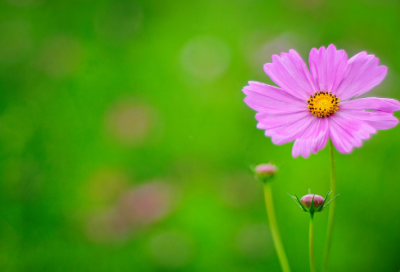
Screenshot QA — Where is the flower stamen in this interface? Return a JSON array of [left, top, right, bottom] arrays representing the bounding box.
[[307, 91, 340, 118]]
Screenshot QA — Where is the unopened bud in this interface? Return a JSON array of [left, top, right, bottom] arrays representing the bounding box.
[[300, 194, 324, 210], [254, 164, 277, 183], [289, 191, 337, 214]]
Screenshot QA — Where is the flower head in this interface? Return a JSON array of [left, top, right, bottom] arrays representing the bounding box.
[[243, 44, 400, 158]]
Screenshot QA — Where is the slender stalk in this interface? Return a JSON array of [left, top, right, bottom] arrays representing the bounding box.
[[309, 215, 316, 272], [322, 139, 336, 272], [263, 182, 291, 272]]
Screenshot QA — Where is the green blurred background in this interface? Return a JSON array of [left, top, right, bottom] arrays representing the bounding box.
[[1, 0, 400, 271]]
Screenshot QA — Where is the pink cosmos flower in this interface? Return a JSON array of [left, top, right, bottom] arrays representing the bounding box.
[[243, 44, 400, 158]]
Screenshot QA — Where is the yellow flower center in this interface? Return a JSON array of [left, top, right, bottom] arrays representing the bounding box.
[[307, 91, 340, 118]]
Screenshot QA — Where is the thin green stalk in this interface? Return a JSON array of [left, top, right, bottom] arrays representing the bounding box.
[[263, 182, 291, 272], [309, 215, 316, 272], [322, 139, 336, 272]]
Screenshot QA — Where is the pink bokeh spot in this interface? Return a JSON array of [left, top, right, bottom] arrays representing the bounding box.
[[243, 44, 400, 158], [255, 164, 277, 175]]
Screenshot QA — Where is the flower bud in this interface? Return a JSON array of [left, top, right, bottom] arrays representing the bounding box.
[[300, 194, 324, 210], [289, 191, 337, 214], [254, 163, 277, 182]]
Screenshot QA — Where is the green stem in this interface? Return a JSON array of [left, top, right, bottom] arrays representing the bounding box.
[[322, 139, 336, 272], [263, 182, 291, 272], [309, 215, 316, 272]]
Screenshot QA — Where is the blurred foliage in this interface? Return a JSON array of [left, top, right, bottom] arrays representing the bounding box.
[[0, 0, 400, 271]]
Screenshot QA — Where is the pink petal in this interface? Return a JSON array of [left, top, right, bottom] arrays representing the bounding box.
[[265, 114, 315, 145], [335, 52, 387, 100], [340, 109, 399, 130], [292, 117, 329, 158], [328, 119, 354, 153], [332, 113, 375, 139], [308, 44, 348, 94], [340, 97, 400, 113], [313, 117, 330, 153], [264, 49, 316, 100], [256, 110, 310, 130], [247, 81, 305, 105], [328, 112, 376, 154], [243, 84, 306, 111]]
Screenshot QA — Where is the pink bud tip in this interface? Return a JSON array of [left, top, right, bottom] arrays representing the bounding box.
[[300, 194, 325, 210], [255, 164, 277, 175]]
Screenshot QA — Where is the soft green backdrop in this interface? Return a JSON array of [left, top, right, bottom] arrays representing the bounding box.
[[0, 0, 399, 271]]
